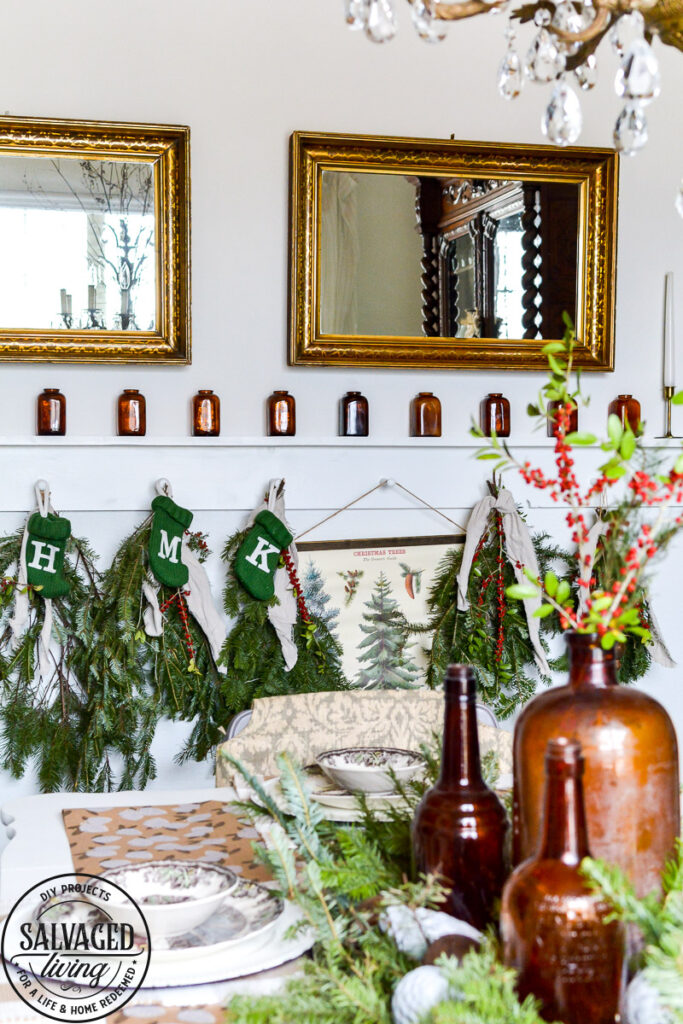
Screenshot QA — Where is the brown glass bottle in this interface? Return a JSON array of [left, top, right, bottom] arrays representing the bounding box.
[[340, 392, 369, 437], [410, 392, 441, 437], [412, 664, 509, 929], [502, 738, 626, 1024], [37, 389, 66, 436], [268, 390, 296, 436], [514, 632, 679, 898], [117, 389, 146, 436], [547, 399, 578, 438], [608, 394, 641, 434], [480, 393, 510, 437], [193, 390, 220, 437]]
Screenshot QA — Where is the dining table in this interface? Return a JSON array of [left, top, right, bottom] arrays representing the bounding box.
[[0, 785, 312, 1023]]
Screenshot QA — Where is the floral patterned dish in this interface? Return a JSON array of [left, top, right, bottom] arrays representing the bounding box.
[[95, 860, 238, 939], [316, 746, 425, 793]]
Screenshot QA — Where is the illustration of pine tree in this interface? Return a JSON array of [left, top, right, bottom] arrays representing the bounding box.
[[355, 572, 420, 689], [302, 558, 340, 634]]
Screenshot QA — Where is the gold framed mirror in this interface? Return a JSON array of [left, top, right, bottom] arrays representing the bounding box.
[[0, 115, 190, 363], [289, 131, 618, 371]]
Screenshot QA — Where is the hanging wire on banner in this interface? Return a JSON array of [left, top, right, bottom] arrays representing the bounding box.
[[294, 478, 466, 542]]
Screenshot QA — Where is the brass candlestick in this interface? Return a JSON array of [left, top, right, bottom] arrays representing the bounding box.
[[657, 385, 679, 439]]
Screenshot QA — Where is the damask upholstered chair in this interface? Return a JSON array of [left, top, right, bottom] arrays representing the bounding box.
[[216, 690, 512, 786]]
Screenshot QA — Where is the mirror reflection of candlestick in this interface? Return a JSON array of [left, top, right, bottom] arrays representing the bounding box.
[[60, 289, 67, 316], [65, 294, 72, 317], [121, 289, 130, 314], [88, 285, 96, 311]]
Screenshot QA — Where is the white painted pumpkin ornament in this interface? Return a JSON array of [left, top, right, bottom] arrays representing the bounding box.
[[392, 965, 452, 1024], [380, 904, 482, 961], [625, 972, 672, 1024]]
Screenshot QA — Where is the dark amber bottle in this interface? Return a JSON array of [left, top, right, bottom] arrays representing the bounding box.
[[37, 389, 66, 436], [547, 399, 578, 438], [267, 390, 296, 436], [192, 390, 220, 437], [480, 393, 510, 437], [502, 738, 626, 1024], [412, 664, 508, 929], [410, 392, 441, 437], [609, 394, 641, 434], [340, 392, 369, 437], [117, 389, 146, 436], [513, 632, 679, 898]]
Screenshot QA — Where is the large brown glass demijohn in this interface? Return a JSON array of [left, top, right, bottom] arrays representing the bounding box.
[[502, 738, 626, 1024], [513, 632, 680, 897], [412, 664, 508, 929]]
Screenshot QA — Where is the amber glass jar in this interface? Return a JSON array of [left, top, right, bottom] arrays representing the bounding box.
[[192, 390, 220, 437], [117, 389, 146, 436], [267, 390, 296, 437], [513, 632, 679, 897], [502, 738, 626, 1024], [340, 392, 369, 437], [410, 392, 441, 437], [37, 389, 66, 436], [609, 394, 641, 434], [480, 393, 510, 437], [412, 665, 509, 929], [547, 399, 578, 438]]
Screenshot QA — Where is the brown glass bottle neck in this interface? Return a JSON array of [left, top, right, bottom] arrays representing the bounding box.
[[440, 691, 484, 787], [538, 766, 590, 864], [567, 633, 618, 689]]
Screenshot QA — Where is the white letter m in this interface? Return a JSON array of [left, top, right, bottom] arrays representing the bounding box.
[[158, 530, 182, 564]]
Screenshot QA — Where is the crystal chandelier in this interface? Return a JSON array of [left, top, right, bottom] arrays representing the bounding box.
[[344, 1, 682, 164]]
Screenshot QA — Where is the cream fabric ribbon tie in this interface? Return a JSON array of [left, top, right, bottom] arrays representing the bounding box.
[[9, 481, 54, 677], [456, 488, 550, 676]]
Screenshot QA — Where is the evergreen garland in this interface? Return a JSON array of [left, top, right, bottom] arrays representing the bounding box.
[[223, 753, 551, 1024], [218, 529, 348, 717], [413, 513, 565, 719], [0, 526, 104, 791], [72, 517, 225, 790]]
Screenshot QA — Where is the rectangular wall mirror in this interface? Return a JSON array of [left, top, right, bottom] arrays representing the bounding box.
[[0, 116, 190, 363], [289, 132, 618, 371]]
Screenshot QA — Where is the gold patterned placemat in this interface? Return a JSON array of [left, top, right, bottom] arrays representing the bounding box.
[[62, 800, 271, 883]]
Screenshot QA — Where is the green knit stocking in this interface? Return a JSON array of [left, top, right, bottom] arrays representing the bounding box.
[[234, 510, 293, 600], [148, 495, 194, 588], [25, 512, 71, 599]]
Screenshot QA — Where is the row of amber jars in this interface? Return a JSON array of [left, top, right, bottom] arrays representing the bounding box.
[[36, 388, 644, 438]]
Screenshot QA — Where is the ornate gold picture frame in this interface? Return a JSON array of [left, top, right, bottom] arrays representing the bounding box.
[[0, 116, 190, 363], [289, 131, 618, 371]]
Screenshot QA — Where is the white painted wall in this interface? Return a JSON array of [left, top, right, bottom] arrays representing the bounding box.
[[0, 0, 682, 851]]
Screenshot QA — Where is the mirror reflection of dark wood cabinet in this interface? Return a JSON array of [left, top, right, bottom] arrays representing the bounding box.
[[416, 177, 579, 340]]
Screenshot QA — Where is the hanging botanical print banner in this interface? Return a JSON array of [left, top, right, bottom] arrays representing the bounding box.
[[298, 534, 464, 689]]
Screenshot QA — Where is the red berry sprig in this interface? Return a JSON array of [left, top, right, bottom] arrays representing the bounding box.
[[159, 588, 196, 663], [280, 549, 310, 623]]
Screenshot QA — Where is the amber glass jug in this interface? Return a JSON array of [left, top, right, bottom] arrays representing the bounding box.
[[513, 632, 679, 897], [547, 399, 578, 438], [193, 390, 220, 436], [480, 393, 510, 437], [609, 394, 641, 434], [117, 389, 146, 436], [340, 392, 369, 436], [268, 390, 296, 436], [410, 392, 441, 437], [502, 738, 626, 1024], [412, 665, 508, 929], [37, 388, 66, 436]]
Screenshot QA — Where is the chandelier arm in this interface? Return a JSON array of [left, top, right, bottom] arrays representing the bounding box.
[[548, 4, 612, 44], [420, 0, 509, 21]]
